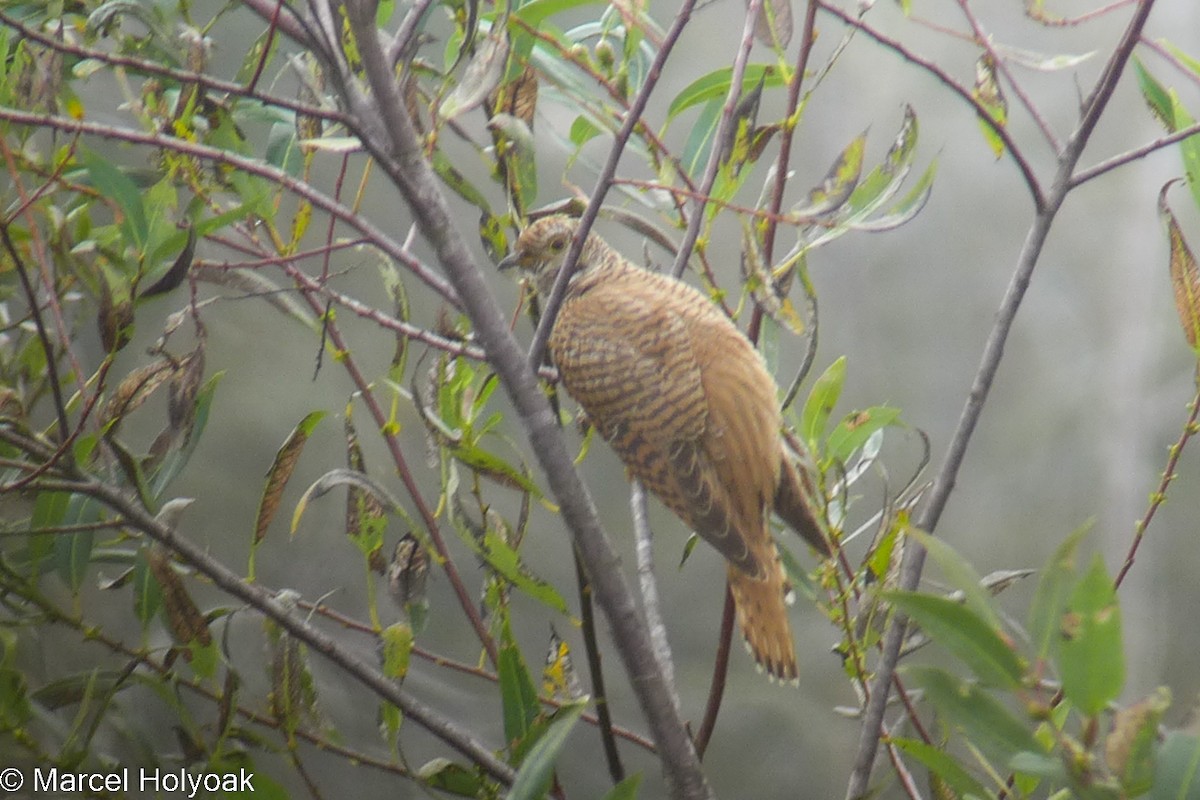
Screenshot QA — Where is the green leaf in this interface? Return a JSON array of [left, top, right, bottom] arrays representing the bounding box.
[[416, 758, 486, 797], [132, 546, 163, 630], [55, 495, 99, 594], [972, 54, 1008, 160], [825, 405, 901, 464], [150, 371, 224, 499], [906, 529, 1002, 629], [512, 0, 604, 30], [666, 64, 782, 121], [28, 489, 69, 569], [254, 410, 327, 546], [569, 114, 602, 147], [457, 520, 569, 614], [1133, 57, 1175, 132], [1106, 688, 1171, 797], [886, 591, 1024, 688], [498, 615, 541, 750], [601, 774, 642, 800], [793, 131, 867, 218], [849, 158, 938, 233], [1152, 732, 1200, 800], [83, 149, 149, 251], [906, 666, 1043, 767], [679, 98, 721, 179], [891, 737, 988, 800], [380, 622, 413, 681], [507, 702, 585, 800], [1028, 521, 1092, 663], [1058, 553, 1124, 716], [800, 356, 845, 448]]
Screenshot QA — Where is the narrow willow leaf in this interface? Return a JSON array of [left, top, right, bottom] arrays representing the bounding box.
[[148, 547, 214, 678], [511, 0, 605, 29], [1152, 731, 1200, 800], [1158, 182, 1200, 352], [1028, 521, 1092, 663], [102, 358, 177, 430], [149, 371, 223, 499], [680, 98, 721, 179], [886, 590, 1024, 688], [906, 529, 1002, 629], [132, 546, 162, 630], [666, 63, 782, 121], [793, 132, 866, 219], [973, 53, 1008, 159], [344, 411, 386, 573], [569, 114, 601, 148], [293, 467, 407, 539], [892, 737, 988, 800], [83, 148, 148, 249], [255, 410, 326, 545], [265, 616, 317, 744], [1058, 554, 1124, 716], [507, 703, 585, 800], [55, 494, 102, 594], [1105, 687, 1171, 797], [749, 0, 792, 48], [417, 759, 486, 796], [800, 356, 846, 447], [380, 622, 414, 681], [140, 222, 195, 299], [386, 534, 430, 612], [999, 44, 1095, 72], [498, 615, 541, 748], [474, 523, 568, 613], [440, 32, 508, 122], [825, 406, 902, 464], [849, 159, 937, 233], [1133, 57, 1175, 131], [601, 774, 643, 800], [906, 666, 1043, 766]]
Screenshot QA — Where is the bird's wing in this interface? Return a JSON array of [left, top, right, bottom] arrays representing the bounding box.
[[550, 269, 774, 577]]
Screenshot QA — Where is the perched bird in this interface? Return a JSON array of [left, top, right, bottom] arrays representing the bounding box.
[[499, 215, 829, 681]]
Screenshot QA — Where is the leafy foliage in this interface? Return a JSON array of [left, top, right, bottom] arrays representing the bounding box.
[[0, 1, 1197, 799]]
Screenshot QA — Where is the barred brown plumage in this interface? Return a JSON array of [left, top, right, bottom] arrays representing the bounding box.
[[500, 215, 829, 682]]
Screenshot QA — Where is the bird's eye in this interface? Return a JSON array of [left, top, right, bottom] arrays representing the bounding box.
[[549, 236, 567, 251]]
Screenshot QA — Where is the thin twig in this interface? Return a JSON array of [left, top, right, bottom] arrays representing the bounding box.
[[0, 108, 461, 307], [526, 0, 701, 370], [692, 587, 735, 760], [338, 3, 713, 795], [817, 2, 1044, 212], [0, 445, 516, 786], [0, 223, 69, 443], [843, 2, 1159, 797], [573, 553, 630, 780], [1071, 119, 1200, 188], [1115, 380, 1200, 588], [668, 0, 764, 280], [631, 480, 679, 704]]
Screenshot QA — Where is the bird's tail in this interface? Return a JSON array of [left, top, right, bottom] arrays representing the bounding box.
[[727, 539, 798, 682], [775, 454, 831, 556]]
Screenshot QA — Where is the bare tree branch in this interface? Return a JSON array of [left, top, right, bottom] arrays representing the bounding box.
[[843, 2, 1159, 797], [325, 2, 714, 796]]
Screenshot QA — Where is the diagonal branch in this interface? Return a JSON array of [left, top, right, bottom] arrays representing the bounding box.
[[330, 2, 713, 797], [0, 429, 515, 785], [843, 1, 1159, 797]]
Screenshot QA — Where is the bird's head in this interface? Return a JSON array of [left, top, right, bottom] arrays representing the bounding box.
[[497, 215, 608, 295]]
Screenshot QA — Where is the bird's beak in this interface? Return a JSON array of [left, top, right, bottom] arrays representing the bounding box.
[[497, 251, 522, 272]]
